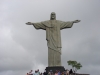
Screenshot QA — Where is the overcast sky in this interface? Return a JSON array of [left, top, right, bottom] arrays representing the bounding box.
[[0, 0, 100, 75]]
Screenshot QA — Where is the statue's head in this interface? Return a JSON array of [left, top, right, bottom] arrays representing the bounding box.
[[50, 12, 56, 20]]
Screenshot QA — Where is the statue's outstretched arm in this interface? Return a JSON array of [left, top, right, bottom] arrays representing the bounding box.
[[26, 22, 34, 25], [60, 20, 81, 30], [73, 20, 81, 23], [26, 22, 46, 30]]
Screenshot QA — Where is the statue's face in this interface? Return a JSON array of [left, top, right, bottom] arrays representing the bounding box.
[[51, 12, 56, 20]]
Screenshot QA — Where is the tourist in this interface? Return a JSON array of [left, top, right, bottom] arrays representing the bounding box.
[[64, 70, 67, 75], [50, 70, 53, 75], [48, 72, 51, 75], [69, 69, 73, 75], [37, 69, 40, 75], [34, 70, 39, 75], [27, 73, 29, 75], [55, 70, 58, 75], [50, 70, 52, 73], [58, 70, 61, 75], [40, 73, 43, 75], [61, 72, 64, 75], [29, 70, 33, 75], [66, 69, 69, 75], [43, 71, 48, 75]]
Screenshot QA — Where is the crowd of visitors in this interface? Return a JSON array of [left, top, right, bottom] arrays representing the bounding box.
[[26, 69, 73, 75]]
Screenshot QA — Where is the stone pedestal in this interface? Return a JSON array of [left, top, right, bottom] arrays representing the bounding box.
[[45, 66, 65, 73]]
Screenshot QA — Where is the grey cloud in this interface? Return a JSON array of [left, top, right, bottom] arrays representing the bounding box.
[[0, 0, 100, 75]]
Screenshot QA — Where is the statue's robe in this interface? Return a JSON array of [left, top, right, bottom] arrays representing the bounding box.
[[33, 20, 73, 66]]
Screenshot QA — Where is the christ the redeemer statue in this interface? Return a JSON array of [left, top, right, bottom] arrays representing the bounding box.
[[26, 12, 80, 67]]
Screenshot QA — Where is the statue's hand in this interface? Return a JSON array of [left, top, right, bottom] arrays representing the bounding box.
[[26, 22, 33, 25], [73, 20, 81, 23]]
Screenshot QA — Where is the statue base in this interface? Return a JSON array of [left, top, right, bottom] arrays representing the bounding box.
[[45, 66, 65, 73]]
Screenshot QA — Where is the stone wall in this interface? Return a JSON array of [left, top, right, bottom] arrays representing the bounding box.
[[72, 73, 90, 75]]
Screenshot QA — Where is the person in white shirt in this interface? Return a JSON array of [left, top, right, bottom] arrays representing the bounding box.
[[66, 69, 69, 75]]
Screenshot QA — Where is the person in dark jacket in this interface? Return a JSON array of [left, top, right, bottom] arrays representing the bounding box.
[[69, 69, 73, 75]]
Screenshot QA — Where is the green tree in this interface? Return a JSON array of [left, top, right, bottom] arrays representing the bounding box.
[[67, 60, 82, 73]]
